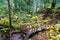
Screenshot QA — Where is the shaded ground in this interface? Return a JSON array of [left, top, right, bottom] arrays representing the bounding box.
[[31, 31, 50, 40]]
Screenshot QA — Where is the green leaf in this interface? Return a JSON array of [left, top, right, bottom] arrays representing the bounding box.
[[56, 35, 60, 40], [1, 28, 10, 32]]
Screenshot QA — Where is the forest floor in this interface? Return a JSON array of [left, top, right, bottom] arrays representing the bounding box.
[[0, 13, 60, 40]]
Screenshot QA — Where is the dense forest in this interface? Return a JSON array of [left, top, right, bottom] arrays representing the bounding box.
[[0, 0, 60, 40]]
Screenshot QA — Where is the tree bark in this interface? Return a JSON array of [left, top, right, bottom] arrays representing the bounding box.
[[7, 0, 12, 28]]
